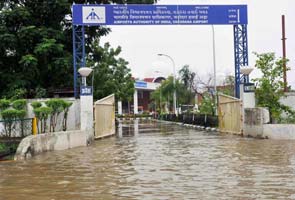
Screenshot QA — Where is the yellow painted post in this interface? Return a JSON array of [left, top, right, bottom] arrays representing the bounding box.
[[32, 117, 37, 135]]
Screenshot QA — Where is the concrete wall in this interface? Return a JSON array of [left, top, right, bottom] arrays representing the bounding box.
[[244, 107, 269, 138], [263, 124, 295, 139], [244, 107, 295, 139], [14, 130, 87, 160]]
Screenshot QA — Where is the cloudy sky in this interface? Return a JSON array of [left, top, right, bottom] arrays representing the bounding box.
[[100, 0, 295, 88]]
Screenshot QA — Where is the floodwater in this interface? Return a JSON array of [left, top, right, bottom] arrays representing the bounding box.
[[1, 120, 295, 200]]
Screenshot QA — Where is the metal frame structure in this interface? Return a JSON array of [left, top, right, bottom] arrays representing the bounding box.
[[73, 25, 85, 98], [233, 24, 249, 98], [73, 10, 248, 99]]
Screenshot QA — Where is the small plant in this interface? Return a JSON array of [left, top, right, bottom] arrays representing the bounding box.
[[61, 101, 73, 131], [0, 99, 10, 112], [12, 99, 27, 110], [16, 109, 26, 137], [45, 99, 64, 132], [31, 101, 42, 109], [34, 107, 52, 133], [0, 99, 28, 138], [1, 109, 19, 137]]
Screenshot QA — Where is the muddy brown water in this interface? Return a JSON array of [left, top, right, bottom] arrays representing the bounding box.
[[1, 120, 295, 200]]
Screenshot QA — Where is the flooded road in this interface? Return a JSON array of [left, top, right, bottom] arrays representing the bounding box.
[[1, 120, 295, 199]]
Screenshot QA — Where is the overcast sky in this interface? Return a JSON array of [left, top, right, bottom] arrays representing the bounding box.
[[100, 0, 295, 88]]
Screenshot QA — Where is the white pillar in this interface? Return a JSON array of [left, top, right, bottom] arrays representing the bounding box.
[[133, 89, 138, 114], [241, 84, 256, 108], [118, 100, 122, 115], [244, 92, 256, 108], [80, 94, 94, 144]]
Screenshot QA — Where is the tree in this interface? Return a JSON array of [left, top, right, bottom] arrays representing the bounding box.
[[199, 92, 215, 115], [151, 76, 190, 113], [87, 40, 134, 101], [0, 0, 156, 98], [192, 73, 217, 115], [179, 65, 195, 104], [0, 1, 73, 98], [253, 52, 294, 123], [221, 75, 235, 97]]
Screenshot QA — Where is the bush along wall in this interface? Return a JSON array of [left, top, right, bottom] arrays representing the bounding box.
[[0, 99, 29, 160], [0, 99, 28, 138], [158, 113, 218, 128], [32, 99, 72, 134]]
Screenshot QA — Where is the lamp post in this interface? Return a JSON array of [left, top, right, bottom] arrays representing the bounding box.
[[155, 70, 162, 115], [91, 62, 98, 91], [157, 53, 177, 115], [211, 25, 217, 116]]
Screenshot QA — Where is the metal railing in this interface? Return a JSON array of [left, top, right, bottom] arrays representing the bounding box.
[[158, 114, 218, 127], [0, 118, 33, 138]]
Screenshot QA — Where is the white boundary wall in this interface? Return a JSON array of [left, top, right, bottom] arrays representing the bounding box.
[[244, 107, 295, 140]]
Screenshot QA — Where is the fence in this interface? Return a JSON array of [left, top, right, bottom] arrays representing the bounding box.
[[0, 118, 33, 138], [158, 113, 218, 127], [218, 94, 243, 135]]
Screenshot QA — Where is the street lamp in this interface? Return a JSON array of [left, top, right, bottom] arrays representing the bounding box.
[[157, 53, 177, 115], [240, 66, 254, 83], [78, 67, 93, 86], [211, 25, 217, 116]]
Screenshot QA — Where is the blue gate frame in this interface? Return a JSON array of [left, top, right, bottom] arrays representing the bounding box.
[[73, 6, 248, 99]]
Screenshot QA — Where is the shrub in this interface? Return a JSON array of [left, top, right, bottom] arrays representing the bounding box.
[[34, 107, 52, 133], [15, 109, 27, 137], [1, 109, 19, 137], [12, 99, 27, 110], [31, 101, 42, 109], [45, 99, 64, 132], [0, 99, 10, 112], [1, 109, 19, 119], [61, 101, 73, 131]]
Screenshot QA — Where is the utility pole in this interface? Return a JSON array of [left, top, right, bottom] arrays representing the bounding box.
[[282, 15, 287, 92], [211, 25, 217, 116]]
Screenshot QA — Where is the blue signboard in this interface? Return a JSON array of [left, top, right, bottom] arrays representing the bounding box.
[[135, 81, 147, 88], [80, 86, 93, 96], [72, 4, 247, 26]]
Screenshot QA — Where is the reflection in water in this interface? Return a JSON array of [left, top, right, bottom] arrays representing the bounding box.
[[1, 120, 295, 200]]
